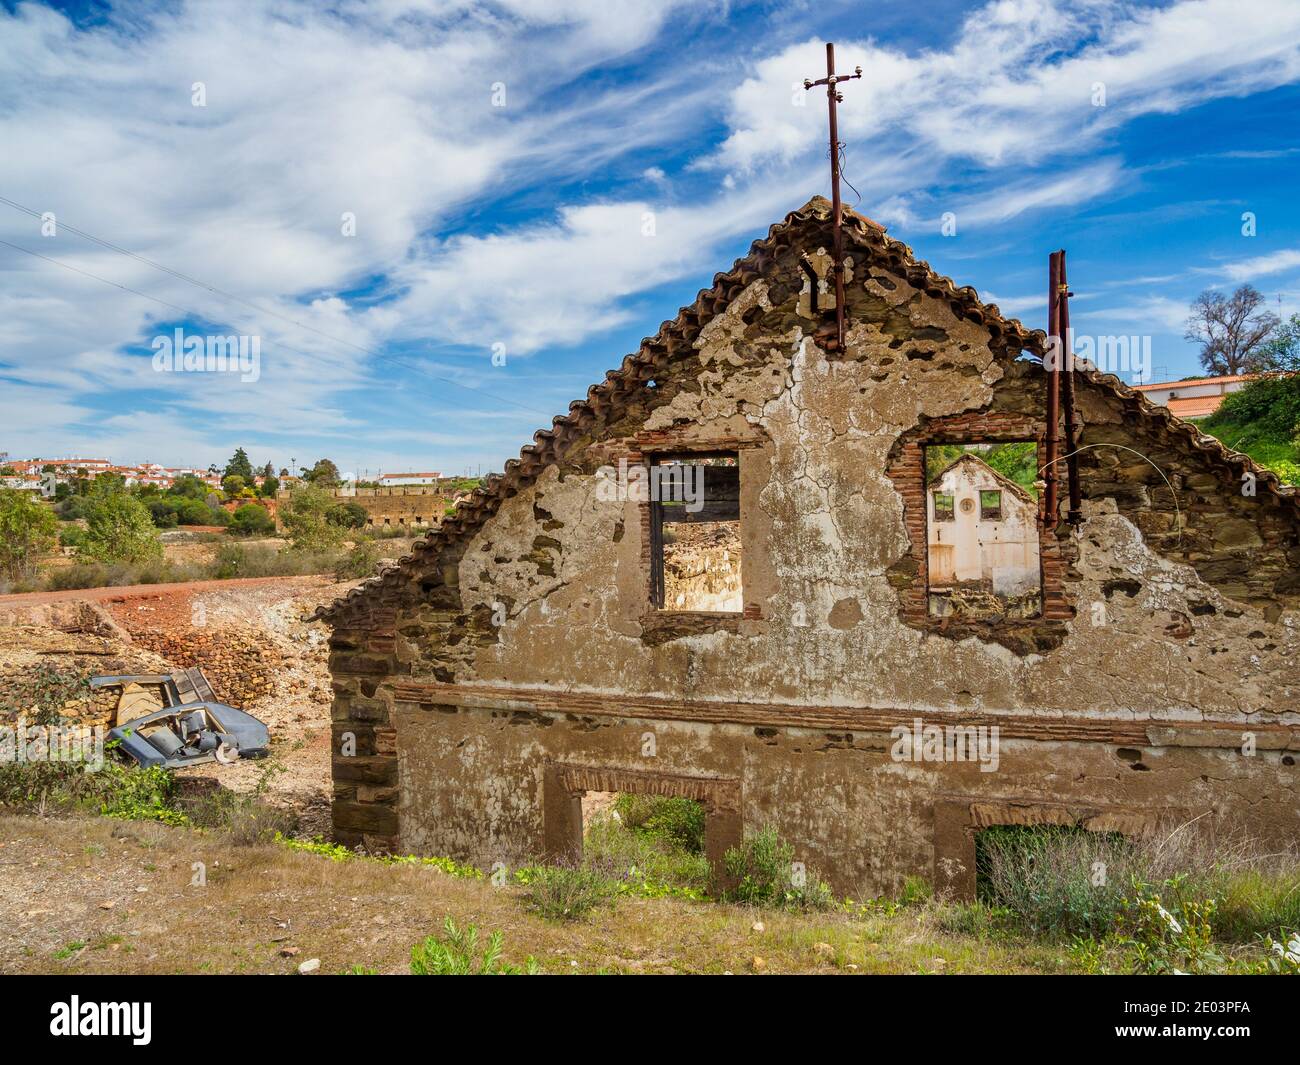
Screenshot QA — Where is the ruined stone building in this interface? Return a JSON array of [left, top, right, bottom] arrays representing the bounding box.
[[318, 198, 1300, 898]]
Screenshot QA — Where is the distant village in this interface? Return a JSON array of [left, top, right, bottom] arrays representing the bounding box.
[[0, 454, 452, 497]]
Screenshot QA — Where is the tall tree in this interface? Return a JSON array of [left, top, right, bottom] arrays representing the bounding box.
[[1257, 312, 1300, 373], [1184, 284, 1279, 376], [224, 447, 255, 482], [0, 488, 59, 581], [304, 458, 341, 486]]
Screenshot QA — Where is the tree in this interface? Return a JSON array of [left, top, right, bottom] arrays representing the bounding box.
[[0, 489, 59, 581], [169, 474, 209, 500], [1185, 285, 1280, 376], [1257, 312, 1300, 373], [260, 474, 280, 498], [147, 499, 180, 528], [80, 486, 162, 564], [326, 500, 368, 529], [304, 458, 342, 486], [229, 502, 276, 537], [221, 473, 246, 497], [280, 486, 345, 551], [224, 448, 255, 483]]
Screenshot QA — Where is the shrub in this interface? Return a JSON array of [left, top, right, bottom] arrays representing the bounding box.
[[0, 488, 59, 580], [410, 916, 538, 974], [721, 826, 833, 910], [612, 794, 706, 853], [583, 811, 710, 897], [326, 501, 368, 529], [280, 486, 346, 551], [1116, 879, 1224, 974], [0, 754, 186, 826], [334, 541, 381, 580], [147, 499, 179, 528], [182, 762, 295, 844], [519, 859, 619, 921], [975, 825, 1134, 938], [81, 489, 162, 564], [228, 503, 275, 537], [976, 822, 1300, 944]]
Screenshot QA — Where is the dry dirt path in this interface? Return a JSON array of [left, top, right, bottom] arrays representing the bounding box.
[[0, 574, 329, 609]]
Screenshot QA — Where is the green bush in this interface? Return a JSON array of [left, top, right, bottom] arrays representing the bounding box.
[[334, 541, 381, 580], [280, 486, 346, 551], [583, 812, 710, 897], [326, 501, 368, 529], [520, 861, 619, 921], [1116, 879, 1224, 975], [0, 754, 186, 826], [976, 823, 1300, 945], [975, 824, 1133, 938], [228, 503, 275, 537], [80, 489, 162, 564], [0, 487, 59, 581], [147, 499, 179, 528], [410, 916, 538, 974], [612, 794, 706, 853], [721, 826, 833, 910]]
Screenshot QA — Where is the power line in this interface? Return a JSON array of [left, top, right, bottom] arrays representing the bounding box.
[[0, 198, 553, 417]]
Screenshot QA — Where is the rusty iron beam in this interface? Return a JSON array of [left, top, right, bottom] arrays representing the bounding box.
[[1044, 250, 1063, 525], [1058, 251, 1083, 523]]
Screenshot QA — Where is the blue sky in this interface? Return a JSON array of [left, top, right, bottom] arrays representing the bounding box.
[[1, 0, 1298, 478]]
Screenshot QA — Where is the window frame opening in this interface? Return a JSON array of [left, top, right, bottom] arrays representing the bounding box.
[[648, 451, 742, 614], [923, 442, 1042, 620]]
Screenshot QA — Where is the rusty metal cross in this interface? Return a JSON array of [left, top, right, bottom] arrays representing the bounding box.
[[804, 42, 862, 353]]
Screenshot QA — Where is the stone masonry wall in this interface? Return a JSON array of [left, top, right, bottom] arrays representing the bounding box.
[[324, 208, 1300, 890]]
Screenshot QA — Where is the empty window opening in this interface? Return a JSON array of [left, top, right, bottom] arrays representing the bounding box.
[[924, 443, 1041, 620], [651, 453, 741, 613], [979, 489, 1003, 521]]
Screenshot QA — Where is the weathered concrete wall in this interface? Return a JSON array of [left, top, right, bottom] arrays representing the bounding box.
[[324, 202, 1300, 893], [393, 700, 1300, 898]]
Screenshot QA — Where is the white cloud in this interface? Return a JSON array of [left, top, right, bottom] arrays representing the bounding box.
[[712, 0, 1300, 174], [1220, 249, 1300, 282], [3, 0, 1300, 467]]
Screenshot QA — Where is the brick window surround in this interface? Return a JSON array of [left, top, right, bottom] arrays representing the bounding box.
[[886, 411, 1075, 649]]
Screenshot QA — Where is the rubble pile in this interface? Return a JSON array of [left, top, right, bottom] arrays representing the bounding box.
[[0, 625, 172, 729]]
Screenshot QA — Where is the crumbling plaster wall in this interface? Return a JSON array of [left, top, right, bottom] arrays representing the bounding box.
[[393, 704, 1300, 898], [331, 235, 1299, 876], [418, 263, 1298, 726]]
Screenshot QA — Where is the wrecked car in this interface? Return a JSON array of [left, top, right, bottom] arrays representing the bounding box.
[[91, 667, 269, 769]]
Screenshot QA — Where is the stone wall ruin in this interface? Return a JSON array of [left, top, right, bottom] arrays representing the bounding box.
[[318, 199, 1300, 898]]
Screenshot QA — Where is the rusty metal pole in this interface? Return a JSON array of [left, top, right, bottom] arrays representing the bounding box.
[[1058, 251, 1083, 523], [1044, 251, 1062, 526], [826, 43, 846, 352], [804, 43, 861, 354]]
